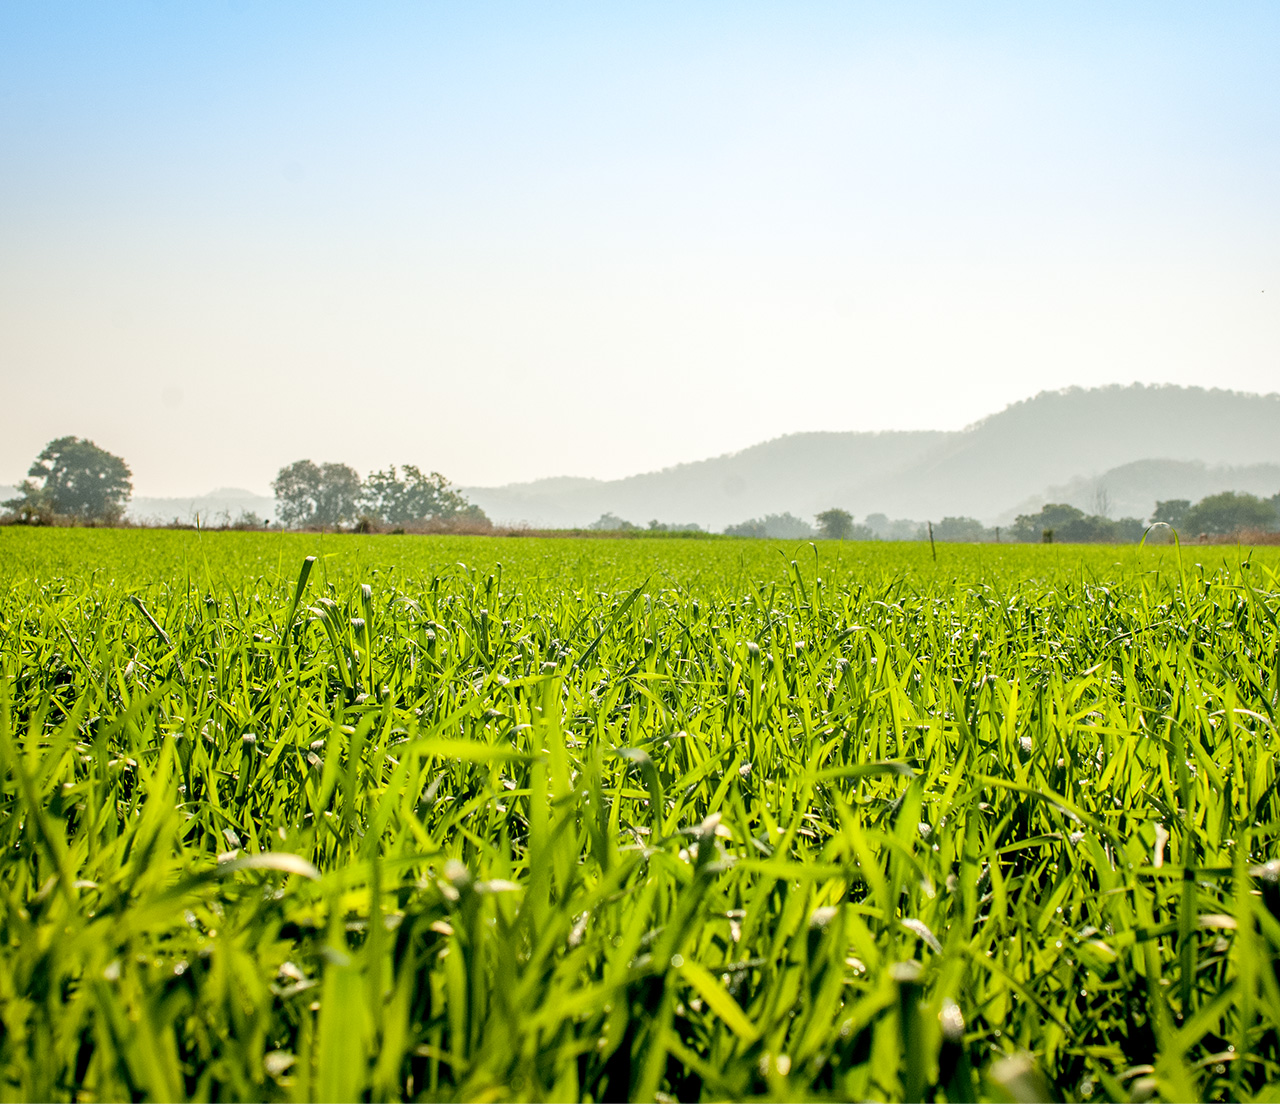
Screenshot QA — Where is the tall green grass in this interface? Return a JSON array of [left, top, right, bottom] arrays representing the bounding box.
[[1, 528, 1279, 1101]]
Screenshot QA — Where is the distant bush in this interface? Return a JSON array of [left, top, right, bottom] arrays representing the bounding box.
[[864, 513, 927, 541], [1011, 504, 1144, 543], [646, 519, 705, 533], [933, 516, 992, 542], [811, 508, 872, 540], [231, 510, 267, 530], [724, 512, 815, 539], [589, 513, 639, 531]]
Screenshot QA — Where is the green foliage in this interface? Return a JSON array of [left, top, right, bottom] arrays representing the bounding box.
[[0, 481, 55, 525], [865, 513, 926, 541], [588, 512, 639, 531], [725, 512, 815, 539], [1012, 503, 1144, 544], [1181, 492, 1279, 537], [647, 520, 705, 533], [2, 530, 1280, 1101], [1152, 499, 1192, 527], [4, 436, 132, 523], [815, 508, 856, 540], [933, 516, 991, 542], [271, 460, 363, 528], [231, 509, 267, 530], [361, 466, 482, 527]]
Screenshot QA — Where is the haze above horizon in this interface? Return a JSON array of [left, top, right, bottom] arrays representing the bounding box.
[[2, 2, 1277, 498]]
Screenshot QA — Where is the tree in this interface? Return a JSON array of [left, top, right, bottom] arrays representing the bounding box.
[[1, 481, 54, 525], [1151, 499, 1191, 527], [864, 513, 927, 541], [1181, 491, 1279, 536], [271, 460, 362, 528], [724, 513, 815, 539], [934, 516, 990, 542], [4, 436, 132, 523], [1011, 503, 1145, 543], [361, 465, 476, 525], [815, 508, 854, 540], [588, 513, 638, 531], [723, 518, 767, 539], [1011, 504, 1086, 542], [646, 519, 704, 533]]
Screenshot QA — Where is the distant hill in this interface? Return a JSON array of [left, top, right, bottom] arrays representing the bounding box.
[[6, 385, 1278, 531], [876, 384, 1280, 522], [462, 384, 1280, 528], [461, 431, 948, 530]]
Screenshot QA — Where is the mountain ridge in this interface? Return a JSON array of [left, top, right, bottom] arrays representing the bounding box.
[[461, 384, 1280, 527], [7, 384, 1279, 530]]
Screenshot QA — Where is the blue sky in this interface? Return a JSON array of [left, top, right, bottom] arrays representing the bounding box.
[[2, 2, 1277, 495]]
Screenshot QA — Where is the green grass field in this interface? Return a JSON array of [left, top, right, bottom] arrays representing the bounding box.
[[2, 528, 1280, 1102]]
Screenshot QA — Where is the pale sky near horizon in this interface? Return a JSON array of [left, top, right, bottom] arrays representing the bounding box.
[[2, 2, 1277, 497]]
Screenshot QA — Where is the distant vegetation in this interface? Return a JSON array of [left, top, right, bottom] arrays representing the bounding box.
[[1181, 491, 1280, 536], [3, 436, 133, 524], [461, 384, 1280, 528], [724, 512, 818, 540], [1008, 504, 1146, 544], [586, 514, 708, 533], [866, 513, 927, 541], [815, 507, 873, 541], [714, 492, 1280, 545], [5, 428, 1280, 544], [271, 460, 488, 531]]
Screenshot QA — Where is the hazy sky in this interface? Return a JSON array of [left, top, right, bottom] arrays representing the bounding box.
[[2, 2, 1277, 496]]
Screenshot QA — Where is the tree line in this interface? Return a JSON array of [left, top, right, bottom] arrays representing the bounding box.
[[270, 460, 487, 530], [5, 435, 1280, 541], [713, 491, 1280, 543], [1006, 492, 1280, 543], [0, 437, 488, 531]]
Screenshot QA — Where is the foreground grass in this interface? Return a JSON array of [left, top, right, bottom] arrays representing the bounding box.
[[2, 529, 1280, 1101]]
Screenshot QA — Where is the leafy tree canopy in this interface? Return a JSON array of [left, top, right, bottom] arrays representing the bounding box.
[[271, 460, 362, 528], [933, 516, 990, 542], [864, 513, 927, 541], [362, 465, 476, 526], [724, 512, 815, 539], [1011, 504, 1144, 544], [588, 513, 638, 531], [4, 436, 132, 523], [815, 508, 854, 540], [1151, 499, 1191, 527], [1180, 491, 1278, 536], [646, 519, 704, 533]]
